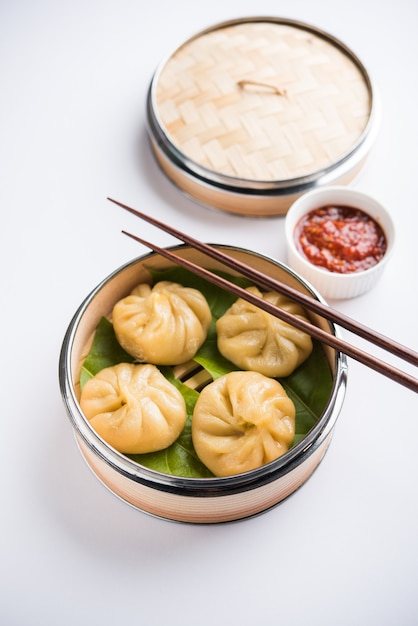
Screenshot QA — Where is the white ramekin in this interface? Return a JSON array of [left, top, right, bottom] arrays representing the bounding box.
[[285, 186, 395, 300]]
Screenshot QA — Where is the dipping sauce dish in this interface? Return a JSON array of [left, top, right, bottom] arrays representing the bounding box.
[[285, 187, 395, 300]]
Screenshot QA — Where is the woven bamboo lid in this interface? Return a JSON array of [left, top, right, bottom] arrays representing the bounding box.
[[146, 17, 378, 216]]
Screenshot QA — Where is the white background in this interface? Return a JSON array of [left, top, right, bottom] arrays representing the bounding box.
[[1, 1, 417, 625]]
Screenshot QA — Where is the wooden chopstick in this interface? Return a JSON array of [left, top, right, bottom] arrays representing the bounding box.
[[108, 197, 418, 368], [121, 229, 418, 394]]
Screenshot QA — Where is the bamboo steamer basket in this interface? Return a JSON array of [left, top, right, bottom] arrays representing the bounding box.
[[146, 17, 378, 216], [59, 246, 348, 524]]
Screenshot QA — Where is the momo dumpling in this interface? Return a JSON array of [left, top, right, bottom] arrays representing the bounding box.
[[216, 286, 313, 377], [79, 363, 187, 454], [112, 281, 212, 365], [192, 371, 295, 477]]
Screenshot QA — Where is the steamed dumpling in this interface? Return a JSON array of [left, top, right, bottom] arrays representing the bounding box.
[[192, 371, 295, 477], [112, 281, 212, 365], [79, 363, 187, 454], [216, 286, 313, 377]]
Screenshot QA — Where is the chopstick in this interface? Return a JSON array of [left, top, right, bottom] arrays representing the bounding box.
[[107, 198, 417, 392], [108, 197, 418, 368], [120, 229, 418, 394]]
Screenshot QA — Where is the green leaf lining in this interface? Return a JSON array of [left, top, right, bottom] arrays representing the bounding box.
[[79, 268, 333, 477], [79, 317, 135, 389]]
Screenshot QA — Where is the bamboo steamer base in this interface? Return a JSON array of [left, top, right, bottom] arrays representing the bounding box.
[[149, 134, 369, 216], [77, 431, 334, 523]]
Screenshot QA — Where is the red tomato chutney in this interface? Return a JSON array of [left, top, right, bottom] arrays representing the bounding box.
[[295, 205, 387, 274]]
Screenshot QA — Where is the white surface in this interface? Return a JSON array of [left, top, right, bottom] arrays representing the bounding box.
[[1, 1, 417, 625]]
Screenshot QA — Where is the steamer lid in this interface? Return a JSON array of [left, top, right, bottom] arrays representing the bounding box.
[[147, 18, 378, 216]]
